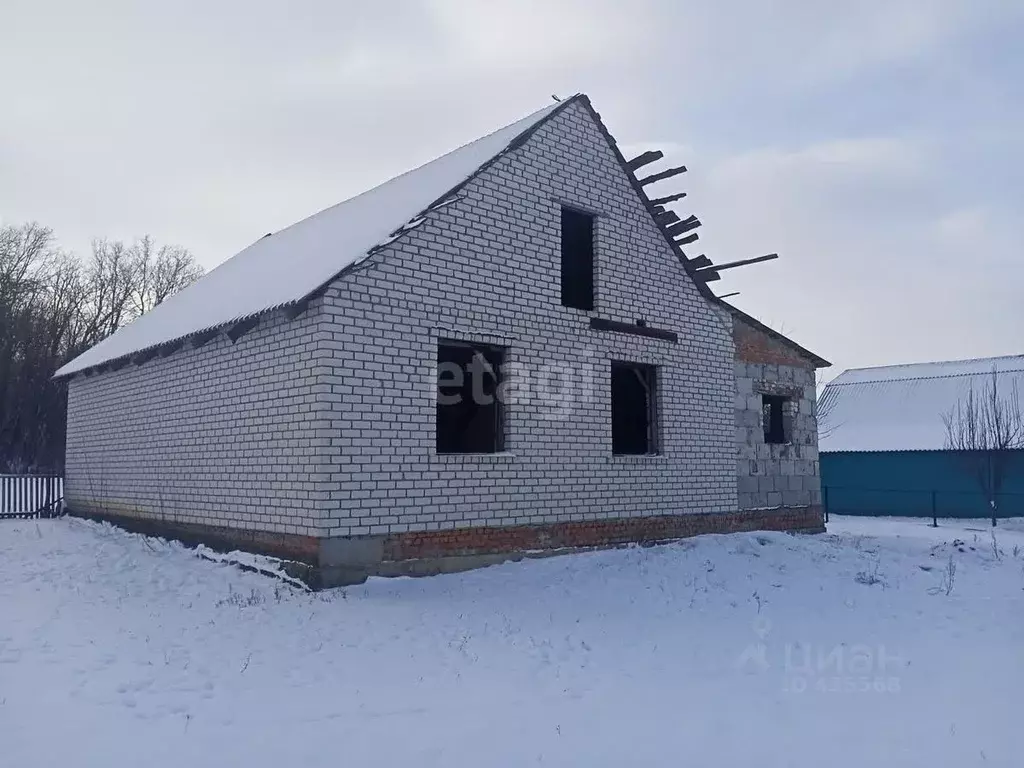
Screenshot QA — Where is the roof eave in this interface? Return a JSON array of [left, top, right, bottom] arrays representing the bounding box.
[[55, 97, 588, 381], [53, 300, 299, 380]]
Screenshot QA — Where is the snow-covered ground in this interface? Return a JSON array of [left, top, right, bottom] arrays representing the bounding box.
[[2, 515, 1022, 767]]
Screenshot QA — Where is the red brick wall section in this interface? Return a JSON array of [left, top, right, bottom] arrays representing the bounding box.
[[733, 316, 814, 369], [383, 507, 824, 561], [71, 506, 823, 576]]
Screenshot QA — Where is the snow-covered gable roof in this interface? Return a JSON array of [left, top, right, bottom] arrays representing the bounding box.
[[819, 354, 1024, 453], [55, 97, 573, 378]]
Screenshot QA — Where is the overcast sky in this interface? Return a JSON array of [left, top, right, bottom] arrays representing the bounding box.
[[3, 0, 1022, 378]]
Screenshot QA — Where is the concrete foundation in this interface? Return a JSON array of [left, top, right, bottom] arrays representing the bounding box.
[[68, 505, 825, 588]]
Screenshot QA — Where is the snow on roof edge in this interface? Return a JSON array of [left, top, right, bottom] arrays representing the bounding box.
[[55, 95, 580, 379], [828, 353, 1024, 387], [820, 356, 1024, 452]]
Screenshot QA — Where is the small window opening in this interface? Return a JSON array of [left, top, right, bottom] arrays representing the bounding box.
[[762, 394, 789, 444], [561, 206, 594, 310], [611, 362, 658, 455], [436, 341, 505, 454]]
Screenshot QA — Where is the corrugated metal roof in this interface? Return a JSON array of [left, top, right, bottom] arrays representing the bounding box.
[[55, 97, 573, 378], [820, 355, 1024, 453]]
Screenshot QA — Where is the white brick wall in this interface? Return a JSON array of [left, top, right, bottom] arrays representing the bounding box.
[[65, 99, 738, 539], [65, 306, 333, 536], [317, 99, 736, 536]]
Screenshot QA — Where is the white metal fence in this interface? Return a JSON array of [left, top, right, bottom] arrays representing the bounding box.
[[0, 475, 64, 518]]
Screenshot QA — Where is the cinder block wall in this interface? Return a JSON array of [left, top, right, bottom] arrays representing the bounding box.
[[64, 305, 333, 556], [316, 99, 738, 544], [733, 317, 821, 511]]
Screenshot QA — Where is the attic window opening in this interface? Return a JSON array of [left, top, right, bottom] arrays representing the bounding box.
[[611, 362, 658, 455], [762, 394, 789, 444], [561, 206, 594, 310], [436, 341, 505, 454]]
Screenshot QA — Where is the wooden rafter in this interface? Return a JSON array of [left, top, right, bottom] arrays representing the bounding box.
[[650, 192, 687, 206], [626, 150, 664, 172], [637, 165, 687, 186], [666, 216, 700, 237], [694, 253, 778, 273]]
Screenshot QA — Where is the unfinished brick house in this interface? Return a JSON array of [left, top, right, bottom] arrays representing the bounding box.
[[56, 93, 829, 586]]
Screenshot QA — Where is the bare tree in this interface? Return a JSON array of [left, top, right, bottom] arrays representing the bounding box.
[[0, 222, 54, 308], [816, 370, 839, 443], [0, 224, 64, 471], [80, 239, 138, 345], [942, 368, 1024, 526], [127, 236, 204, 316], [0, 220, 203, 472]]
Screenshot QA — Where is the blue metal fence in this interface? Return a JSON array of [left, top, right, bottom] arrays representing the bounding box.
[[822, 484, 1024, 525], [821, 450, 1024, 523]]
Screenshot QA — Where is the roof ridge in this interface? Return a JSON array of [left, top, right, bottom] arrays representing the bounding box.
[[841, 352, 1024, 375], [828, 367, 1024, 387]]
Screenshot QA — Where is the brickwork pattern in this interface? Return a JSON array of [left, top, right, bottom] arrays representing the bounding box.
[[733, 319, 815, 368], [65, 99, 742, 549], [383, 506, 824, 561], [64, 306, 333, 536], [733, 317, 821, 510], [315, 100, 737, 537]]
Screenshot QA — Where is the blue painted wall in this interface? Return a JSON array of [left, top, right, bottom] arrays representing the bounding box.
[[820, 450, 1024, 519]]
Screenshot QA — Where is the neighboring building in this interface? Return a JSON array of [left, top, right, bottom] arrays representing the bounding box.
[[56, 93, 828, 586], [820, 355, 1024, 518]]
